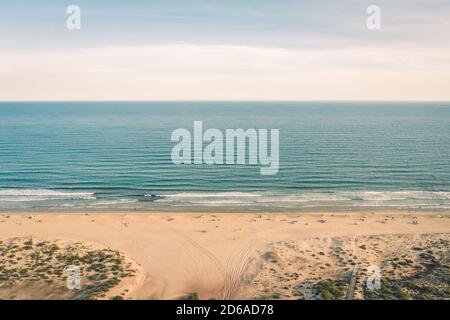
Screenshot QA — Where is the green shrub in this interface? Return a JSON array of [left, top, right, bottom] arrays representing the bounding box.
[[394, 286, 411, 300], [191, 292, 199, 300]]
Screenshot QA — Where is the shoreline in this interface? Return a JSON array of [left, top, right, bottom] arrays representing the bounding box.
[[3, 208, 450, 215], [1, 210, 449, 299]]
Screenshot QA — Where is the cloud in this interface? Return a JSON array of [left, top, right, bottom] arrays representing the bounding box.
[[1, 44, 450, 100]]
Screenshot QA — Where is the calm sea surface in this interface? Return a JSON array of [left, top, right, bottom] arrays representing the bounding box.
[[0, 102, 449, 212]]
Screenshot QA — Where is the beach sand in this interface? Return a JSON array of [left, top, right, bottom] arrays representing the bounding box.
[[1, 211, 449, 300]]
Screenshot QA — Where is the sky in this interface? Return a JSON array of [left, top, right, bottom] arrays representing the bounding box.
[[0, 0, 450, 101]]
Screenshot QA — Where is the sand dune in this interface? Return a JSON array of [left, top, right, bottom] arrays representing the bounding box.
[[1, 211, 449, 299]]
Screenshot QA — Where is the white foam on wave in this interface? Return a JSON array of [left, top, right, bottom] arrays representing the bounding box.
[[193, 200, 253, 205], [157, 190, 450, 209], [256, 191, 450, 203], [0, 189, 95, 202], [160, 192, 263, 198], [3, 189, 448, 209], [88, 199, 138, 207], [255, 194, 349, 203], [344, 191, 450, 201]]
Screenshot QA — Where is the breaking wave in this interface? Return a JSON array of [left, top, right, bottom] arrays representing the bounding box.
[[0, 189, 95, 202]]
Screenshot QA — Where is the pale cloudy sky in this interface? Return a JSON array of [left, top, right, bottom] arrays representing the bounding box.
[[1, 0, 450, 101]]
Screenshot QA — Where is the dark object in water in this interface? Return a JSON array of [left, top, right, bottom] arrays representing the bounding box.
[[143, 194, 165, 202]]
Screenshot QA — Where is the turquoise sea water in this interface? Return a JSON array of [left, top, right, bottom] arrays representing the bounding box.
[[0, 102, 449, 212]]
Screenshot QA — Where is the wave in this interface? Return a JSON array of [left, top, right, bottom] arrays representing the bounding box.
[[159, 191, 450, 201], [157, 190, 450, 210], [159, 192, 263, 198], [260, 191, 450, 203], [350, 191, 450, 201], [88, 199, 138, 207], [1, 189, 449, 211], [194, 200, 254, 205], [0, 189, 95, 202]]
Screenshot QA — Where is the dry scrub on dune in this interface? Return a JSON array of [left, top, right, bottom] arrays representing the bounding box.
[[243, 233, 450, 300], [0, 237, 139, 300]]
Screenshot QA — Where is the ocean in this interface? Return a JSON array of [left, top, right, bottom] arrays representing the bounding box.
[[0, 101, 449, 212]]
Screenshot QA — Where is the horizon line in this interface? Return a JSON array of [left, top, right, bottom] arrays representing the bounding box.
[[1, 100, 450, 103]]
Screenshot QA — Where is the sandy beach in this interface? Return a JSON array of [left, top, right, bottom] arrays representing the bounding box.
[[1, 211, 449, 300]]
